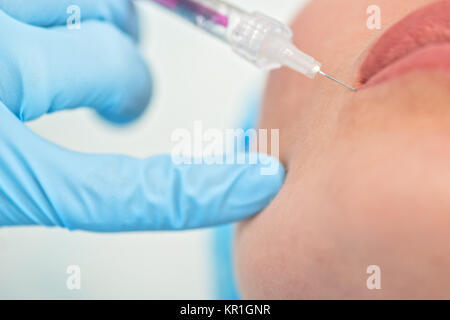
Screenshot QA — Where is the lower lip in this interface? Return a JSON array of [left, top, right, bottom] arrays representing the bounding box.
[[362, 43, 450, 89]]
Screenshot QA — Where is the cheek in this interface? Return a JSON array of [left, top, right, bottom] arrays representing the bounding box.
[[258, 68, 315, 165], [233, 146, 405, 299], [234, 158, 357, 299], [233, 188, 350, 299], [234, 92, 450, 299]]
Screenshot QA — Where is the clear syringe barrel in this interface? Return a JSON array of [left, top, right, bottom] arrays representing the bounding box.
[[151, 0, 243, 40], [150, 0, 322, 78]]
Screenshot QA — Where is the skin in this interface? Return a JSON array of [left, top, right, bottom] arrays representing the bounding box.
[[234, 0, 450, 299]]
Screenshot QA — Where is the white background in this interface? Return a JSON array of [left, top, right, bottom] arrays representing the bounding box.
[[0, 0, 304, 299]]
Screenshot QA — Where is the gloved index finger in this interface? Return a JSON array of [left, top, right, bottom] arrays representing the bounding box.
[[0, 0, 139, 39], [0, 100, 285, 231]]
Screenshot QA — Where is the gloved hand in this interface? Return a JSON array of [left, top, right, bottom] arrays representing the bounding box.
[[0, 0, 285, 232]]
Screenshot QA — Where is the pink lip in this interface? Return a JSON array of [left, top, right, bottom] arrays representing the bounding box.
[[359, 0, 450, 88]]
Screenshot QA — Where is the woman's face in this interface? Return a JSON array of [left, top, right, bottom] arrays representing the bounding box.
[[235, 0, 450, 299]]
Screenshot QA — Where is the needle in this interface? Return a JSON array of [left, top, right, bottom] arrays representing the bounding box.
[[318, 70, 357, 92]]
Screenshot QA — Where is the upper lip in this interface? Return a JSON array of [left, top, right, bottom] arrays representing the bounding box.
[[359, 0, 450, 85]]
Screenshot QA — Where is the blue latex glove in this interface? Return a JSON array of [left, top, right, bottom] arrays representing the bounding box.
[[0, 1, 285, 232]]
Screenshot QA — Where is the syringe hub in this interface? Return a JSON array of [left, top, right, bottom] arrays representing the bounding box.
[[227, 11, 320, 77], [227, 11, 356, 91]]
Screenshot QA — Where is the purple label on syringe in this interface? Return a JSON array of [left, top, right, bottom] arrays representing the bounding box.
[[153, 0, 229, 27]]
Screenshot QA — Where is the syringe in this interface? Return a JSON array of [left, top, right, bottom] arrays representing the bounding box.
[[149, 0, 356, 91]]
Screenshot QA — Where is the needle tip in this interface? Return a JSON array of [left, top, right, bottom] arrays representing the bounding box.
[[318, 71, 357, 92]]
